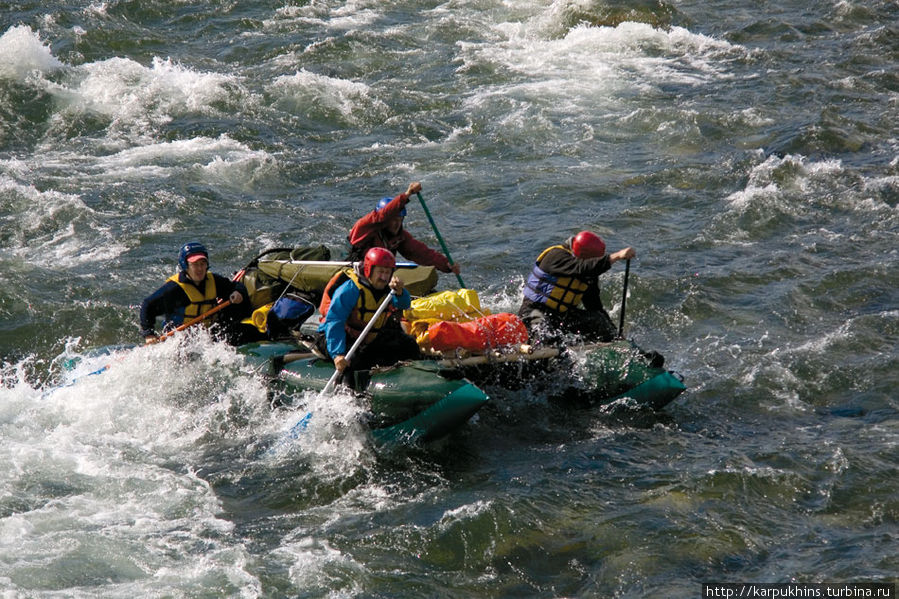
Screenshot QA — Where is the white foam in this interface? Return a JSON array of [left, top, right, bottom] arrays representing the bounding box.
[[0, 25, 63, 81], [270, 1, 380, 30], [721, 153, 899, 231], [0, 335, 272, 587], [3, 28, 250, 140], [269, 69, 389, 124], [273, 536, 364, 594], [0, 175, 120, 266], [457, 20, 745, 111], [64, 56, 243, 128], [265, 385, 374, 480], [93, 134, 272, 181]]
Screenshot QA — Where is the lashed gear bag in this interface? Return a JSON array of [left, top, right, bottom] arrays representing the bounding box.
[[267, 292, 316, 340]]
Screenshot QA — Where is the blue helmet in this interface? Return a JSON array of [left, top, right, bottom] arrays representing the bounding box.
[[178, 241, 209, 271], [377, 196, 406, 217]]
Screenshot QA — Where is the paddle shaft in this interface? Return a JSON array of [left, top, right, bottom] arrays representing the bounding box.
[[415, 192, 465, 288], [147, 300, 232, 344], [617, 259, 630, 340], [321, 291, 396, 395]]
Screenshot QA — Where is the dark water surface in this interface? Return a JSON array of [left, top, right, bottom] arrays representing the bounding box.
[[1, 0, 897, 596]]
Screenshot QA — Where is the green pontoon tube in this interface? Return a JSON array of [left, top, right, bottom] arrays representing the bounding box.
[[239, 342, 489, 445]]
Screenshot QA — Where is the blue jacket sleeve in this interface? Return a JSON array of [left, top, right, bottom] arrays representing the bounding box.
[[392, 288, 411, 310], [319, 280, 360, 357], [139, 280, 183, 336]]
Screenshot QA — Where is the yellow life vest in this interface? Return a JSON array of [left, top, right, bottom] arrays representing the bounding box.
[[166, 272, 218, 320], [342, 269, 391, 344], [523, 245, 589, 313]]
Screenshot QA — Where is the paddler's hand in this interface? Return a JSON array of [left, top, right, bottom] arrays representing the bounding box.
[[229, 290, 243, 304], [388, 276, 404, 295], [610, 247, 636, 263], [334, 355, 349, 372], [405, 181, 421, 197], [449, 262, 461, 275]]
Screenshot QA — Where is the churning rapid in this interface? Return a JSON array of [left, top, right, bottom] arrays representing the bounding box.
[[1, 0, 897, 596]]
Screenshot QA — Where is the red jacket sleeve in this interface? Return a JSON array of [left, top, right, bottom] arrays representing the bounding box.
[[396, 231, 452, 272], [347, 193, 409, 247]]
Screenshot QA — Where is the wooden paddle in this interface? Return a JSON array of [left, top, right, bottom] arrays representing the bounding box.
[[146, 300, 232, 344]]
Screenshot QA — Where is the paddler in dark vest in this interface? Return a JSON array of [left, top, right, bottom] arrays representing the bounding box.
[[139, 241, 251, 344], [316, 247, 421, 380], [518, 231, 636, 345], [345, 181, 461, 277]]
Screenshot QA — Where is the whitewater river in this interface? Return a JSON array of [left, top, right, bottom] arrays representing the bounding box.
[[1, 0, 897, 596]]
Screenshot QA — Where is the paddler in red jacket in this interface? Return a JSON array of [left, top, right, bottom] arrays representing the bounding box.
[[518, 231, 635, 345], [346, 181, 462, 276]]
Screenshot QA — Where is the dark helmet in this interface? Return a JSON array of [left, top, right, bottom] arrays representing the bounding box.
[[363, 247, 396, 279], [571, 231, 606, 259], [377, 196, 406, 217], [178, 241, 209, 271]]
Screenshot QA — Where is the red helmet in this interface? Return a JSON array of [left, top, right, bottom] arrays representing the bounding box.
[[571, 231, 606, 259], [363, 247, 396, 279]]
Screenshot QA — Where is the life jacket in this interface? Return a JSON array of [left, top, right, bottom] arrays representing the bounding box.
[[522, 245, 590, 313], [319, 267, 391, 344], [165, 272, 218, 325]]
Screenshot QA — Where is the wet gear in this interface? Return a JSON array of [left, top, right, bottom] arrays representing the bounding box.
[[518, 242, 615, 344], [166, 272, 218, 320], [140, 271, 250, 343], [322, 269, 390, 345]]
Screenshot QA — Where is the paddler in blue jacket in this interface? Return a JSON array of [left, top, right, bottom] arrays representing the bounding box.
[[139, 241, 251, 344], [519, 231, 635, 345], [317, 247, 421, 378]]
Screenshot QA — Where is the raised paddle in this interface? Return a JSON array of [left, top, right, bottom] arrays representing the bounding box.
[[616, 259, 631, 340], [415, 192, 466, 288], [146, 299, 232, 344]]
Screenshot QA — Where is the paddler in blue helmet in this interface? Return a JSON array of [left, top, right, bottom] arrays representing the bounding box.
[[316, 247, 421, 380], [346, 181, 462, 277], [518, 231, 635, 345], [139, 241, 251, 344]]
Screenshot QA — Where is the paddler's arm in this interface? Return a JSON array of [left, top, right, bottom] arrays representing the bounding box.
[[139, 280, 180, 340], [347, 187, 416, 246], [213, 274, 248, 307], [389, 277, 412, 310], [396, 230, 458, 273], [540, 246, 635, 278], [581, 249, 634, 311], [321, 280, 361, 368], [609, 247, 636, 263]]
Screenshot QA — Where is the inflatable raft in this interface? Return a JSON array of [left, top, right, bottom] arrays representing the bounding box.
[[236, 247, 686, 416]]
